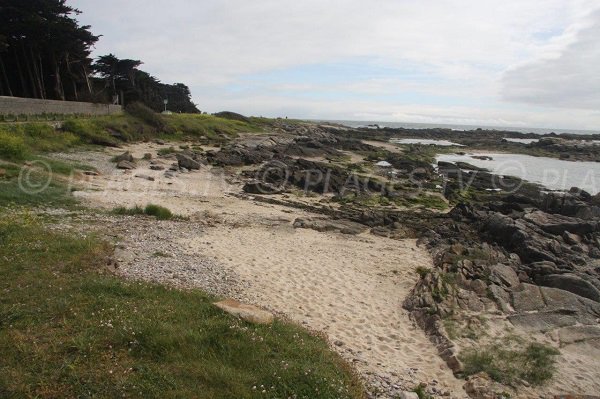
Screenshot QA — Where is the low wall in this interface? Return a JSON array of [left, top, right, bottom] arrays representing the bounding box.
[[0, 96, 122, 117]]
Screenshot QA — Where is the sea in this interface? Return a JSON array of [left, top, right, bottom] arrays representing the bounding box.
[[315, 120, 599, 136]]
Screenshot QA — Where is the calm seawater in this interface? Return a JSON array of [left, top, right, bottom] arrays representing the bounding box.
[[436, 153, 600, 194], [317, 119, 599, 136]]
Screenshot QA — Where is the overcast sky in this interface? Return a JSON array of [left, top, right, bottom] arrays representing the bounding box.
[[72, 0, 600, 130]]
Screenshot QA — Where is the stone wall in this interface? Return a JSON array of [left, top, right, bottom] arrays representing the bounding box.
[[0, 96, 122, 117]]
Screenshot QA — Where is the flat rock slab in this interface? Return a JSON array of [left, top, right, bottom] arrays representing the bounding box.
[[557, 325, 600, 346], [293, 217, 367, 235], [214, 299, 274, 324]]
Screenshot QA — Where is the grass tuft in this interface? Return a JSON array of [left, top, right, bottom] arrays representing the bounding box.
[[461, 340, 560, 386], [111, 204, 181, 221]]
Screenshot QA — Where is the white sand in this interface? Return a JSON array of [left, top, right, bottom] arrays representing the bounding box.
[[182, 226, 467, 395]]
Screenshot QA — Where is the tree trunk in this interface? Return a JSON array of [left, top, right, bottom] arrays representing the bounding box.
[[82, 65, 92, 95], [0, 54, 13, 96], [30, 46, 45, 99], [21, 42, 38, 98], [52, 54, 65, 100], [38, 53, 46, 98], [13, 46, 29, 97]]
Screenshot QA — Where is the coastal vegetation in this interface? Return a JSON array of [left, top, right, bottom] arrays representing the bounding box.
[[460, 340, 560, 386], [111, 204, 183, 221], [0, 213, 364, 398]]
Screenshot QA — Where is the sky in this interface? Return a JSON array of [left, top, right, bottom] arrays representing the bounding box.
[[72, 0, 600, 130]]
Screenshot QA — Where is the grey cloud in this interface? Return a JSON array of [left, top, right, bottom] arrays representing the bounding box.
[[502, 8, 600, 109]]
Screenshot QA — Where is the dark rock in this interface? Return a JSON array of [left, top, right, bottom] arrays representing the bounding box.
[[116, 160, 136, 170], [114, 151, 134, 163], [150, 165, 165, 171], [523, 210, 597, 235], [511, 284, 545, 312], [508, 310, 578, 332], [134, 174, 155, 181], [488, 284, 512, 312], [243, 180, 282, 195], [293, 218, 366, 235], [470, 279, 488, 296], [557, 325, 600, 346], [563, 231, 581, 245], [176, 153, 202, 170], [490, 264, 520, 288], [536, 274, 600, 302]]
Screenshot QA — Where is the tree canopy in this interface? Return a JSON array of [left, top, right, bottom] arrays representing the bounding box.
[[0, 0, 199, 113]]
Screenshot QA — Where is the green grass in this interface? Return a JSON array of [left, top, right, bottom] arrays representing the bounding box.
[[111, 204, 182, 221], [157, 146, 177, 156], [0, 112, 271, 164], [0, 215, 364, 398], [413, 383, 434, 399], [0, 123, 82, 159], [0, 162, 78, 208], [162, 114, 263, 139], [460, 339, 560, 386], [144, 204, 174, 220], [415, 266, 431, 279]]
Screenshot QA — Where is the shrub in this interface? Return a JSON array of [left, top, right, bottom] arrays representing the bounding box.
[[126, 102, 166, 130], [0, 129, 28, 160], [157, 146, 177, 156], [461, 341, 560, 386], [62, 119, 117, 146], [111, 205, 145, 216], [144, 204, 173, 220], [111, 204, 176, 220], [415, 266, 431, 279]]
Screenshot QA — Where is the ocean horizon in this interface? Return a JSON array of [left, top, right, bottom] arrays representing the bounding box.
[[315, 119, 600, 136]]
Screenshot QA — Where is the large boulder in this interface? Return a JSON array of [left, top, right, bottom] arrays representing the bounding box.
[[489, 264, 520, 288], [523, 210, 597, 235], [293, 218, 367, 235], [176, 153, 202, 170], [116, 160, 136, 170], [242, 180, 282, 194], [536, 274, 600, 302], [114, 151, 134, 163]]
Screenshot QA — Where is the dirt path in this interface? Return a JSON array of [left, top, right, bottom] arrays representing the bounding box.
[[57, 143, 468, 398]]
